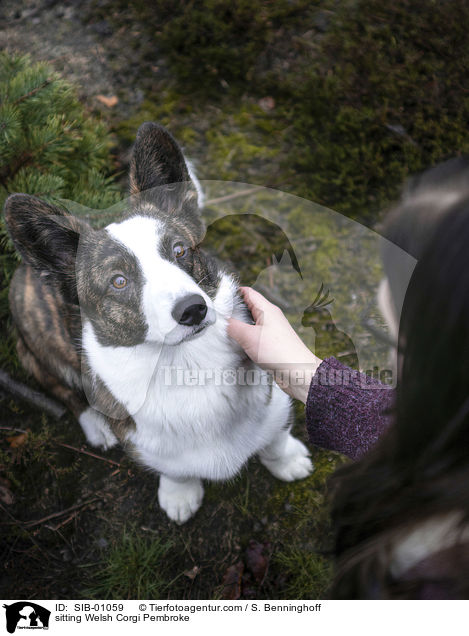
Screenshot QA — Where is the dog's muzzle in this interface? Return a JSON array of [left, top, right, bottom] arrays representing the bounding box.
[[171, 294, 208, 326]]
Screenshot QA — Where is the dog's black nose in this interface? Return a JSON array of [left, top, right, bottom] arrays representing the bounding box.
[[172, 294, 207, 326]]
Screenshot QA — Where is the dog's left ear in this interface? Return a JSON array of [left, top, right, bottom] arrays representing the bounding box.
[[130, 122, 199, 202]]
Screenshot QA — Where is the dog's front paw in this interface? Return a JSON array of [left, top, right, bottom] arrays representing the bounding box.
[[260, 435, 314, 482], [79, 407, 118, 450], [158, 475, 204, 524]]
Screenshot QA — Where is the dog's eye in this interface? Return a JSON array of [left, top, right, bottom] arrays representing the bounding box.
[[111, 274, 127, 289], [173, 242, 186, 259]]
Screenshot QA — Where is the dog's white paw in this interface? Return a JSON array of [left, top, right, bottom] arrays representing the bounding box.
[[158, 475, 204, 524], [79, 407, 118, 450], [260, 435, 314, 482]]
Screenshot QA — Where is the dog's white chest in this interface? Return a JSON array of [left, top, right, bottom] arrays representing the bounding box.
[[83, 317, 284, 480]]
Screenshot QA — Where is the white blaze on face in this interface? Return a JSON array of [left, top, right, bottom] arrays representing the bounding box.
[[106, 216, 214, 344]]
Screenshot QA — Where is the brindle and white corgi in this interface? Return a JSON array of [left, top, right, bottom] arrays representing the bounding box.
[[4, 122, 312, 523]]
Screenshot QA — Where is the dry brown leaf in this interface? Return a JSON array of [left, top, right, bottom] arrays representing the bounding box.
[[245, 539, 270, 584], [96, 94, 118, 108], [220, 561, 244, 600], [6, 431, 28, 448]]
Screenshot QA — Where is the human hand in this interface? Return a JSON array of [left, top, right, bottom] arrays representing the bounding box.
[[227, 287, 322, 403]]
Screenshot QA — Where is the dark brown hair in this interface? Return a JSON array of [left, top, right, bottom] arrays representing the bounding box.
[[329, 200, 469, 598]]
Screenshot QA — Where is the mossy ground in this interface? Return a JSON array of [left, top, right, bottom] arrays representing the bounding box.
[[2, 0, 469, 600]]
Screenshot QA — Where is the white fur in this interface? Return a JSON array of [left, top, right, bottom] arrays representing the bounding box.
[[82, 216, 313, 523], [259, 430, 312, 481], [158, 475, 204, 525], [185, 158, 205, 208], [79, 407, 118, 450]]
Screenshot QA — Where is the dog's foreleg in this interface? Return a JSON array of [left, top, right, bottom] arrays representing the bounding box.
[[158, 474, 204, 524], [258, 429, 314, 481]]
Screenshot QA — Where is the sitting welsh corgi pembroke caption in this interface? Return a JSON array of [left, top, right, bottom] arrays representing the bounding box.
[[4, 122, 313, 523]]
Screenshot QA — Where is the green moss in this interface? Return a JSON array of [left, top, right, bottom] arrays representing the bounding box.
[[278, 0, 469, 222], [114, 0, 469, 226], [263, 447, 342, 530], [115, 95, 196, 145]]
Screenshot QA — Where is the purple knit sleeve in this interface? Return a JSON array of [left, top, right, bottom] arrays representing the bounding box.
[[305, 357, 395, 460]]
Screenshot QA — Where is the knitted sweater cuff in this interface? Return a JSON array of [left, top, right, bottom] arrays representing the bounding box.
[[305, 357, 394, 460]]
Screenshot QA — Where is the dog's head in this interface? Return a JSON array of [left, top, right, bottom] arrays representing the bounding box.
[[4, 123, 222, 347]]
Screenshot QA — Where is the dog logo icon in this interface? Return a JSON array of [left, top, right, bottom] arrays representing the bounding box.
[[3, 602, 50, 634]]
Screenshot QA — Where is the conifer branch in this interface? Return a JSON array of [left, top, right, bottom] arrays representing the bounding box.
[[13, 78, 52, 106]]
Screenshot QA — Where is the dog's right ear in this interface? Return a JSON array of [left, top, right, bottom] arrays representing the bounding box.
[[4, 194, 89, 303]]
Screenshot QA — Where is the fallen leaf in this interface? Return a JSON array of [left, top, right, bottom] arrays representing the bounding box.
[[220, 561, 244, 600], [184, 565, 201, 580], [6, 431, 28, 448], [245, 539, 270, 584], [0, 484, 14, 505], [258, 96, 275, 111], [96, 94, 118, 108]]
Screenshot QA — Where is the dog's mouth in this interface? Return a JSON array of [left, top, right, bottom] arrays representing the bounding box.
[[180, 321, 211, 342], [181, 323, 208, 342]]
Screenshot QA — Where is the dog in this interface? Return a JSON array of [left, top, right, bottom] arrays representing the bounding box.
[[4, 122, 313, 523]]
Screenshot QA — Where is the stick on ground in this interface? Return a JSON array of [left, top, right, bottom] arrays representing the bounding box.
[[0, 369, 67, 419]]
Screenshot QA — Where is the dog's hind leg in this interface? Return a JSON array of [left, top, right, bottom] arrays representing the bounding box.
[[16, 336, 117, 449], [258, 429, 314, 481]]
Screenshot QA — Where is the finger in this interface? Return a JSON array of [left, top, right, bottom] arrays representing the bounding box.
[[227, 317, 254, 346], [239, 286, 274, 323]]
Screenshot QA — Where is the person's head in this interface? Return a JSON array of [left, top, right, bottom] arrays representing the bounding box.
[[378, 156, 469, 338], [330, 198, 469, 599]]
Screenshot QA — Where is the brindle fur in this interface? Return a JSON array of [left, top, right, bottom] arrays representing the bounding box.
[[4, 122, 221, 440]]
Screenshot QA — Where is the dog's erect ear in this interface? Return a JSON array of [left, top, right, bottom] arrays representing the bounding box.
[[4, 194, 89, 303], [129, 122, 199, 204]]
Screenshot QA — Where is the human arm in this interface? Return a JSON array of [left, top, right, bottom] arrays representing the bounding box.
[[227, 287, 394, 460]]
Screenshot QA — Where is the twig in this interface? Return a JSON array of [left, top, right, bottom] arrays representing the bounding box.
[[57, 442, 122, 467], [45, 512, 78, 532], [24, 498, 100, 528], [204, 186, 265, 207], [13, 78, 52, 106], [0, 502, 49, 557], [0, 426, 27, 434], [0, 369, 67, 419]]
